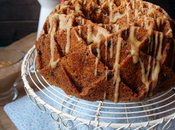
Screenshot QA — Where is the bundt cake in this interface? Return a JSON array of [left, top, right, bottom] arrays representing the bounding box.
[[36, 0, 175, 103]]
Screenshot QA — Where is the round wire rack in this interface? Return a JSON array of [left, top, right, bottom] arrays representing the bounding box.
[[21, 45, 175, 130]]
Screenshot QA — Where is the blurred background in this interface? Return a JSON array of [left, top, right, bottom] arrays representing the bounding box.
[[0, 0, 175, 47], [0, 0, 40, 47]]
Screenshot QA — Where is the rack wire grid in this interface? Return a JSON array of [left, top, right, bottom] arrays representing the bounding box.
[[21, 45, 175, 130]]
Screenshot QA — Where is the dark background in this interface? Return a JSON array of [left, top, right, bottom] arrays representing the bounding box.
[[0, 0, 40, 47], [0, 0, 174, 47]]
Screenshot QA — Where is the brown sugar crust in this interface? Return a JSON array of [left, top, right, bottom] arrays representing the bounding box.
[[36, 0, 175, 103]]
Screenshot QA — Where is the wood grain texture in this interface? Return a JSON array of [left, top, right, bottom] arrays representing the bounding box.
[[6, 32, 37, 52]]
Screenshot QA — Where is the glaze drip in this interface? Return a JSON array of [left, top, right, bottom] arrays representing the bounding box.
[[127, 26, 141, 63], [113, 37, 122, 103], [49, 14, 60, 68]]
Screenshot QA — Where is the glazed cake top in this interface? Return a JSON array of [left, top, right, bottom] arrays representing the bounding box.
[[38, 0, 175, 102]]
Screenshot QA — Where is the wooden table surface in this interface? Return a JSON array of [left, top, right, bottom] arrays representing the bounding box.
[[0, 32, 37, 130]]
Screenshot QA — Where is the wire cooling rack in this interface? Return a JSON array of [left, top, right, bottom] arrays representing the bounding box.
[[21, 45, 175, 130]]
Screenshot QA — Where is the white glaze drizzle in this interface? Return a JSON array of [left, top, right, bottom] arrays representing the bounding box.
[[83, 0, 86, 5], [89, 44, 92, 54], [49, 14, 60, 68], [147, 8, 157, 19], [113, 37, 122, 103], [126, 2, 130, 25], [148, 31, 163, 95], [78, 25, 81, 36], [87, 25, 111, 75], [113, 37, 122, 69], [135, 9, 139, 18], [156, 32, 163, 61], [131, 0, 135, 10], [92, 26, 111, 43], [87, 24, 93, 44], [129, 0, 162, 96], [60, 2, 69, 12], [75, 30, 82, 42], [149, 60, 160, 96], [104, 24, 107, 29], [71, 0, 76, 4], [161, 18, 165, 25], [101, 1, 107, 9], [82, 18, 85, 25], [139, 56, 151, 92], [65, 27, 71, 54], [147, 31, 163, 95], [49, 13, 75, 68], [125, 0, 165, 98], [143, 16, 147, 28], [47, 0, 170, 101], [95, 57, 100, 76], [91, 2, 95, 10], [165, 29, 172, 36], [127, 26, 141, 63], [110, 12, 122, 23], [94, 33, 104, 76], [139, 0, 144, 13], [108, 0, 114, 12], [98, 24, 103, 27], [139, 58, 147, 90], [105, 36, 108, 80], [103, 91, 106, 100], [115, 24, 119, 32], [105, 36, 108, 56], [59, 14, 73, 30], [75, 3, 81, 13], [78, 0, 82, 4], [156, 18, 161, 31], [110, 38, 113, 58]]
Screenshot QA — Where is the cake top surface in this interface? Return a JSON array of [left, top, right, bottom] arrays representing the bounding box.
[[37, 0, 175, 103]]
